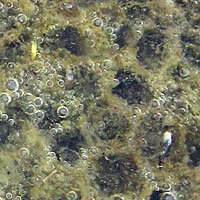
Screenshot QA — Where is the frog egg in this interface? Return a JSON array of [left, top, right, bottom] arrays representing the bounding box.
[[57, 106, 69, 118], [6, 78, 19, 92]]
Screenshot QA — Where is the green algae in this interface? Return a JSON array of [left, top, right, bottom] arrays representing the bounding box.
[[0, 0, 200, 200]]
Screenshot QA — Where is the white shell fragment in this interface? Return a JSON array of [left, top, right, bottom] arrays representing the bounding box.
[[162, 131, 172, 154]]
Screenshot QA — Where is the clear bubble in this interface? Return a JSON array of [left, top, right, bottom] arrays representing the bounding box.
[[89, 146, 98, 154], [58, 79, 65, 87], [105, 26, 114, 34], [132, 107, 141, 115], [17, 14, 27, 24], [37, 37, 43, 44], [35, 110, 45, 120], [50, 128, 57, 136], [57, 106, 69, 118], [6, 2, 13, 8], [1, 113, 8, 121], [81, 154, 88, 160], [112, 43, 119, 50], [160, 183, 171, 191], [16, 196, 22, 200], [8, 119, 15, 126], [25, 104, 36, 115], [6, 78, 19, 92], [67, 191, 78, 200], [97, 121, 105, 130], [179, 67, 189, 78], [34, 97, 43, 107], [151, 99, 160, 108], [7, 62, 15, 70], [93, 18, 103, 27], [19, 148, 30, 158], [46, 80, 53, 87], [5, 192, 12, 199], [0, 93, 11, 104], [110, 34, 117, 40], [103, 59, 111, 69]]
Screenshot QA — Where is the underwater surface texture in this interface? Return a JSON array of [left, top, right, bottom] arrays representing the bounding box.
[[0, 0, 200, 199]]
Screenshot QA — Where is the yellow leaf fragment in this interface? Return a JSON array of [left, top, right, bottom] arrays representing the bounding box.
[[31, 41, 37, 61]]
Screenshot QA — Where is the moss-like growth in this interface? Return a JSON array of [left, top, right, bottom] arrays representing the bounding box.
[[43, 26, 85, 56], [115, 26, 132, 48], [137, 112, 163, 157], [136, 29, 165, 69], [95, 153, 143, 195], [0, 121, 12, 144], [60, 26, 84, 56], [112, 69, 153, 105], [185, 124, 200, 167], [95, 112, 129, 140], [53, 127, 84, 164], [66, 65, 101, 99], [4, 40, 23, 62]]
